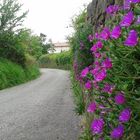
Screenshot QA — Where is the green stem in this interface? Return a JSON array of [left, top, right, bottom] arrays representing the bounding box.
[[117, 75, 140, 79]]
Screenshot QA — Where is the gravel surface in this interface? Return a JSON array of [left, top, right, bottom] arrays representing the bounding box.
[[0, 69, 80, 140]]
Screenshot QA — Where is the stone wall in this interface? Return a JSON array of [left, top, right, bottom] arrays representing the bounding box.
[[87, 0, 123, 32]]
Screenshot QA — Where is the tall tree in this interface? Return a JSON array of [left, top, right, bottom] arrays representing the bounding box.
[[0, 0, 28, 66], [0, 0, 28, 32], [39, 33, 55, 54]]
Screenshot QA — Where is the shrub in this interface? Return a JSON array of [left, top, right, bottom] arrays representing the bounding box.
[[0, 31, 26, 67], [68, 9, 93, 73], [71, 1, 140, 140], [69, 8, 93, 114], [39, 51, 71, 70], [24, 54, 40, 80], [55, 51, 71, 67]]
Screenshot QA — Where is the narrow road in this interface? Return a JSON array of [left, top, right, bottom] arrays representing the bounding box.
[[0, 69, 79, 140]]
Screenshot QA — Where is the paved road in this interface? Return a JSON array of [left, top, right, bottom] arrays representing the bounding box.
[[0, 69, 79, 140]]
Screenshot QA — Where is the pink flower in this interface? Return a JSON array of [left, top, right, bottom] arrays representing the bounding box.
[[106, 5, 119, 15], [85, 81, 92, 89], [111, 26, 121, 39], [102, 58, 112, 69], [111, 125, 124, 139], [115, 92, 125, 105], [81, 67, 89, 78], [119, 108, 131, 123], [94, 52, 101, 58], [100, 27, 110, 41], [91, 119, 104, 134], [94, 61, 100, 66], [88, 34, 94, 42], [87, 102, 96, 113], [120, 11, 134, 27], [91, 65, 100, 75], [131, 0, 140, 3], [123, 0, 140, 9], [94, 68, 107, 82], [95, 32, 100, 39], [102, 83, 114, 94], [124, 0, 131, 10], [90, 41, 103, 52], [124, 30, 138, 47]]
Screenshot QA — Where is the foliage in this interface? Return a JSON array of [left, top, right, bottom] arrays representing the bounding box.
[[18, 29, 43, 59], [71, 1, 140, 140], [68, 8, 94, 139], [0, 0, 53, 66], [0, 0, 43, 90], [18, 29, 55, 59], [79, 128, 93, 140], [0, 31, 26, 66], [71, 71, 85, 115], [40, 34, 55, 54], [39, 51, 71, 70], [0, 58, 40, 90], [69, 9, 93, 114], [0, 0, 28, 32], [0, 0, 27, 66]]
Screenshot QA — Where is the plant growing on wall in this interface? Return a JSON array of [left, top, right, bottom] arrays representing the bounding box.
[[71, 0, 140, 139]]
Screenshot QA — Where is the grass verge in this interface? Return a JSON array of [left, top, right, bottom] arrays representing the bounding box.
[[0, 58, 40, 90]]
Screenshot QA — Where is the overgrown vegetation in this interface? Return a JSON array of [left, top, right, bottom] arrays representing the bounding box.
[[70, 1, 140, 140], [0, 58, 39, 90], [39, 51, 71, 70], [0, 0, 54, 89], [68, 8, 94, 116]]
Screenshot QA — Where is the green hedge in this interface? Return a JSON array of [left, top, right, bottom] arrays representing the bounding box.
[[39, 51, 71, 70], [0, 58, 40, 90]]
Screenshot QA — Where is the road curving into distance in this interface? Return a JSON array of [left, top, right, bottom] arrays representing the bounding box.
[[0, 69, 79, 140]]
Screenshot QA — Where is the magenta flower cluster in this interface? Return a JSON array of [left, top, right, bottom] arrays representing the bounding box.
[[106, 5, 119, 15], [111, 26, 121, 39], [120, 11, 134, 27], [76, 1, 140, 139], [124, 30, 138, 47], [81, 67, 89, 78], [119, 109, 131, 123], [100, 27, 110, 41]]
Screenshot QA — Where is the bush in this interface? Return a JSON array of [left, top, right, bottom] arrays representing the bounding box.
[[68, 9, 93, 73], [0, 0, 41, 90], [24, 54, 40, 80], [18, 29, 43, 59], [70, 2, 140, 140], [39, 51, 71, 70], [0, 58, 40, 90], [0, 32, 26, 67], [39, 54, 57, 68]]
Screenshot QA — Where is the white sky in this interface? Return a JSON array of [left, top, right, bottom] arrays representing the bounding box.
[[19, 0, 91, 42]]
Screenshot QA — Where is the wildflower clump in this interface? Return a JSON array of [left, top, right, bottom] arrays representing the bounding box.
[[72, 0, 140, 139]]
